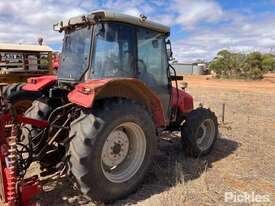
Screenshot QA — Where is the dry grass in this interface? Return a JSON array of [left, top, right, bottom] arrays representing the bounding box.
[[35, 76, 275, 206]]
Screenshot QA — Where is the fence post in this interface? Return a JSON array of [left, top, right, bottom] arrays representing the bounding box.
[[222, 103, 225, 124]]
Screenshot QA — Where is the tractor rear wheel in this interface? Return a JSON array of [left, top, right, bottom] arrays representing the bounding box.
[[23, 99, 67, 170], [4, 83, 42, 114], [181, 108, 218, 157], [22, 99, 50, 150], [68, 99, 156, 202]]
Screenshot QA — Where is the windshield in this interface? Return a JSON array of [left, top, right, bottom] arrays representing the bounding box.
[[58, 26, 92, 80]]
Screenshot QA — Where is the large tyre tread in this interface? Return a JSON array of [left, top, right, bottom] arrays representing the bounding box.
[[181, 107, 218, 157], [4, 82, 42, 114], [22, 99, 51, 149], [3, 82, 25, 98], [69, 98, 156, 203]]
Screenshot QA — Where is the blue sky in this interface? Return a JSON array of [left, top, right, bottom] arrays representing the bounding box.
[[0, 0, 275, 61]]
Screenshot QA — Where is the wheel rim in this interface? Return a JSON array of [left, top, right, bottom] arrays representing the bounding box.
[[196, 119, 216, 151], [13, 100, 33, 114], [101, 122, 146, 183]]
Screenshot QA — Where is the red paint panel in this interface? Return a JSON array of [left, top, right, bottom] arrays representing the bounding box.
[[0, 114, 48, 145], [0, 150, 7, 203], [0, 114, 11, 123], [150, 99, 166, 127], [67, 79, 112, 108], [0, 114, 49, 128], [20, 177, 41, 206], [68, 78, 166, 127], [171, 87, 193, 113], [16, 116, 49, 128], [67, 89, 95, 108], [52, 53, 60, 70], [22, 75, 58, 92]]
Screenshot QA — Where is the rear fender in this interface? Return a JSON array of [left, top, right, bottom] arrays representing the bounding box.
[[22, 75, 58, 92], [68, 78, 166, 127]]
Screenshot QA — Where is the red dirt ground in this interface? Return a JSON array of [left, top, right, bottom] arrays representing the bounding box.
[[1, 75, 274, 206]]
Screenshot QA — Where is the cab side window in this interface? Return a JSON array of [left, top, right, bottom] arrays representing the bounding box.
[[137, 28, 168, 87], [137, 27, 170, 116], [92, 23, 135, 79]]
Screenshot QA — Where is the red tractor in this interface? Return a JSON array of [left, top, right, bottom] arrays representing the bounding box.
[[51, 52, 60, 70], [0, 10, 218, 205]]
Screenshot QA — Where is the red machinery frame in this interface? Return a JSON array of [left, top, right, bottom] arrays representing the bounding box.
[[0, 113, 48, 206], [22, 75, 194, 128]]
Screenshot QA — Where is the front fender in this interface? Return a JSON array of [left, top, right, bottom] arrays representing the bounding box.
[[22, 75, 58, 92], [171, 87, 193, 113]]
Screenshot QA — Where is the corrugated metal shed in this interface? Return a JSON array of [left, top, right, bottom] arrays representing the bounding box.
[[172, 62, 207, 75], [172, 63, 198, 74]]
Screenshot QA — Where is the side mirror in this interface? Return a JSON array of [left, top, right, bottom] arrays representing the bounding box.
[[53, 22, 62, 32], [166, 39, 173, 60]]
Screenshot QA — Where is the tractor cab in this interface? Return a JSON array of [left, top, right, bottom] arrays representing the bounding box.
[[56, 11, 170, 81], [56, 10, 172, 115]]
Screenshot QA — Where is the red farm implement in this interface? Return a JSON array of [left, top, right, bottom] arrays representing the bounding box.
[[0, 84, 47, 206]]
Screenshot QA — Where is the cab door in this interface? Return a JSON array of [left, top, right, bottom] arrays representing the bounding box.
[[136, 27, 171, 118]]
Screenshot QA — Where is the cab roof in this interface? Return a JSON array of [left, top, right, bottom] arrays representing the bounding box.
[[0, 43, 52, 52], [55, 10, 170, 34]]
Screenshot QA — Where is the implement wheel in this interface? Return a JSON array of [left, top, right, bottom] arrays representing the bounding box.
[[68, 99, 156, 202]]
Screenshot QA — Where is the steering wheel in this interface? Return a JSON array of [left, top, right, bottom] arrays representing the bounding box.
[[109, 61, 132, 77], [137, 59, 147, 76]]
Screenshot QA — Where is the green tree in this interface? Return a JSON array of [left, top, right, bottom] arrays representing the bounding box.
[[209, 50, 271, 80], [209, 58, 224, 78], [242, 52, 264, 79], [209, 50, 243, 78], [262, 54, 275, 72]]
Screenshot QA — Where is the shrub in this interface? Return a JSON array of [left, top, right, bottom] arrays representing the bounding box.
[[209, 50, 274, 79]]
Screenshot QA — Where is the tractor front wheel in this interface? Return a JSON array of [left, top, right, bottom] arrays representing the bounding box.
[[181, 108, 218, 157], [68, 99, 156, 202]]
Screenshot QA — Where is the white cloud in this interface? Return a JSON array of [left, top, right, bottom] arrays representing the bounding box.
[[0, 0, 91, 46], [172, 12, 275, 61], [123, 8, 140, 17], [0, 0, 274, 61], [173, 0, 223, 29], [153, 14, 176, 26]]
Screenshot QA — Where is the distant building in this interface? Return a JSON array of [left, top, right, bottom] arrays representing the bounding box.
[[172, 62, 208, 75]]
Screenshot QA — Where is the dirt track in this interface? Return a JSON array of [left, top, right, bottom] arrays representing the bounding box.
[[2, 75, 275, 206]]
